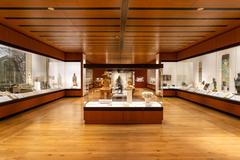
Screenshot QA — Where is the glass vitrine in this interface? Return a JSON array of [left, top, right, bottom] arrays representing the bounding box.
[[162, 45, 240, 102]]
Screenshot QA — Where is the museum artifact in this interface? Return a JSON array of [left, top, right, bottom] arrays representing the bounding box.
[[198, 61, 202, 82], [34, 77, 41, 91], [181, 82, 187, 87], [142, 91, 153, 105], [126, 79, 135, 104], [72, 73, 78, 87], [136, 77, 144, 82], [222, 54, 230, 91], [116, 75, 123, 94], [100, 72, 111, 99], [198, 81, 205, 89], [0, 48, 26, 92], [212, 78, 217, 92], [12, 84, 33, 93], [163, 75, 171, 81], [203, 83, 210, 91], [234, 73, 240, 95]]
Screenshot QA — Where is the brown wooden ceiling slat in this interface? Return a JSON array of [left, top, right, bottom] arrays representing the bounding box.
[[0, 0, 240, 63]]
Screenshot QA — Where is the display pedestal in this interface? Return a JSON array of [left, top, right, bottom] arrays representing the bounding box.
[[84, 101, 163, 124], [126, 89, 132, 103], [100, 88, 111, 99]]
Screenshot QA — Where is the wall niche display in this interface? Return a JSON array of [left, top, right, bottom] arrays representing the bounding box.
[[162, 45, 240, 102], [0, 43, 81, 104]]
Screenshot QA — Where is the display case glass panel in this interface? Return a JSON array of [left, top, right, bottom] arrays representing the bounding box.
[[162, 45, 240, 102], [0, 43, 81, 104], [64, 62, 81, 89], [162, 62, 177, 89], [85, 69, 163, 108], [147, 69, 156, 85]]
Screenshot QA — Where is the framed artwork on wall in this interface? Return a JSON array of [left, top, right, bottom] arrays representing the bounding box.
[[198, 61, 202, 83], [221, 54, 230, 91]]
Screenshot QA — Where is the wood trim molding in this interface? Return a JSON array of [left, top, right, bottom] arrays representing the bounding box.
[[177, 90, 240, 117], [0, 24, 65, 60], [0, 90, 65, 119], [163, 89, 240, 117]]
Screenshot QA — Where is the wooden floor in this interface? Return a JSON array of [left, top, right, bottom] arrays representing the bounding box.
[[0, 97, 240, 160]]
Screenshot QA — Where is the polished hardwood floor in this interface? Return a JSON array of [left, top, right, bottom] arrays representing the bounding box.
[[0, 95, 240, 159]]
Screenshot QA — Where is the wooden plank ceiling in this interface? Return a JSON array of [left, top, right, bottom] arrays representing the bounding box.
[[1, 0, 240, 63]]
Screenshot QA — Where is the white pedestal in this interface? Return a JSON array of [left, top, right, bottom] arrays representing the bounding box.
[[126, 89, 132, 103]]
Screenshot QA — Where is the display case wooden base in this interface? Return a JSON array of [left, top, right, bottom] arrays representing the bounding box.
[[84, 102, 163, 124], [177, 90, 240, 117], [65, 89, 82, 97], [0, 90, 65, 119], [163, 89, 177, 97]]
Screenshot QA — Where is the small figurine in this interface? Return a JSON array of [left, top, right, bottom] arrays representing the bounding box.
[[126, 79, 135, 104], [116, 75, 123, 94], [181, 82, 187, 87], [212, 78, 217, 92], [222, 81, 227, 92], [101, 72, 111, 89], [126, 79, 134, 90], [100, 71, 111, 99], [234, 73, 240, 95], [203, 83, 210, 91], [72, 73, 78, 87], [142, 91, 153, 105]]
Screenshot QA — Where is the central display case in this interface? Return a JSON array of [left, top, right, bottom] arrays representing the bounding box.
[[84, 68, 163, 124]]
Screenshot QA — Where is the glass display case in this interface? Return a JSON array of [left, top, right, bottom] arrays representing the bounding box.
[[0, 43, 82, 104], [64, 62, 81, 89], [84, 68, 163, 124], [85, 69, 163, 107], [163, 45, 240, 102], [147, 69, 156, 85]]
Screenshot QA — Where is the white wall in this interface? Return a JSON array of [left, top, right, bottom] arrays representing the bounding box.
[[162, 62, 177, 86], [32, 54, 47, 82], [163, 45, 240, 93], [64, 62, 81, 89], [49, 59, 65, 88]]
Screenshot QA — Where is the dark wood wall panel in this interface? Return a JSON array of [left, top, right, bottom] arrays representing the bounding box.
[[135, 69, 147, 88], [163, 89, 177, 97], [178, 27, 240, 60], [93, 69, 105, 81], [65, 53, 82, 61], [0, 24, 65, 60], [160, 52, 178, 62], [65, 89, 82, 97]]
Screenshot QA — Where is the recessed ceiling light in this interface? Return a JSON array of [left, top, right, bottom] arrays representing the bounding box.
[[197, 7, 204, 11], [48, 7, 55, 11]]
